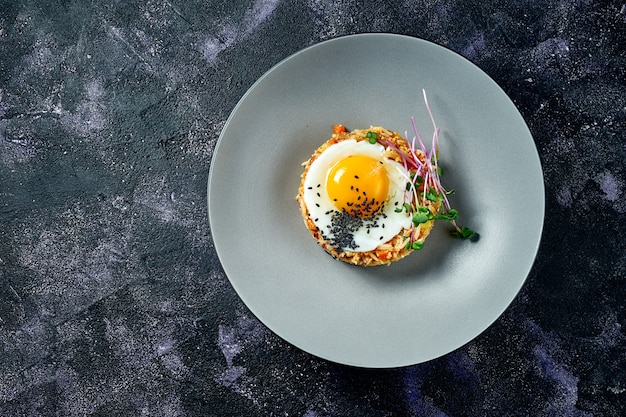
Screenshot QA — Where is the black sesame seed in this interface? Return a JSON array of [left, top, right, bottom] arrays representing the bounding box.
[[354, 175, 359, 179], [379, 236, 384, 240], [307, 186, 313, 190], [316, 192, 320, 197], [317, 183, 321, 188], [315, 203, 320, 207], [327, 210, 362, 250]]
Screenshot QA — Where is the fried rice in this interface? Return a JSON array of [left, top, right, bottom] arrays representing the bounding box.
[[296, 125, 441, 266]]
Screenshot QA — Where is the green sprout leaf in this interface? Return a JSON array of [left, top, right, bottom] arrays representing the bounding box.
[[395, 202, 411, 213], [411, 241, 424, 250], [412, 212, 429, 225], [452, 226, 479, 241], [425, 188, 440, 202], [434, 208, 458, 221]]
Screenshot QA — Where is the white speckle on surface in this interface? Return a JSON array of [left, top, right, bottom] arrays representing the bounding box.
[[106, 25, 153, 70], [61, 79, 108, 137], [528, 320, 594, 417], [22, 35, 61, 78], [0, 123, 39, 164], [217, 324, 243, 367], [199, 0, 282, 64], [595, 171, 621, 202], [130, 176, 212, 253], [85, 79, 104, 101], [160, 350, 189, 380], [217, 365, 247, 387], [307, 0, 350, 39], [556, 186, 573, 208], [12, 202, 132, 336], [201, 25, 238, 64], [462, 31, 486, 60], [595, 170, 625, 213], [111, 195, 131, 212], [245, 0, 282, 33], [133, 177, 191, 226], [133, 179, 177, 224], [592, 313, 624, 349], [158, 300, 175, 313], [157, 337, 175, 355], [534, 344, 592, 417], [534, 37, 570, 60], [214, 311, 267, 402]]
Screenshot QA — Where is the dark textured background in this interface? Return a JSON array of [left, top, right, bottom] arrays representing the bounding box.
[[1, 0, 625, 416]]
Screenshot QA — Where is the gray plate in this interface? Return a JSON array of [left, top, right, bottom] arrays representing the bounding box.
[[208, 34, 544, 368]]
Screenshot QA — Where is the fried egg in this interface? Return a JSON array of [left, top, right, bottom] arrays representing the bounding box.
[[302, 139, 412, 252]]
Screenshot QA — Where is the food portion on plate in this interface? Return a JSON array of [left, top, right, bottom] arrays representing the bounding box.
[[296, 93, 477, 266]]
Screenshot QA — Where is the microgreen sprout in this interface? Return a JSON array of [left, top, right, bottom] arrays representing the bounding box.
[[389, 89, 479, 250], [452, 226, 479, 241], [394, 202, 411, 213], [404, 239, 425, 251], [412, 212, 430, 225]]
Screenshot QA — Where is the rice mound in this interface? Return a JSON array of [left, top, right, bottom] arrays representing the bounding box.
[[296, 126, 440, 266]]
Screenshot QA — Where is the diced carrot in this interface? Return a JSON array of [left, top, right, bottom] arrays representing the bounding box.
[[333, 124, 346, 134], [376, 250, 392, 260]]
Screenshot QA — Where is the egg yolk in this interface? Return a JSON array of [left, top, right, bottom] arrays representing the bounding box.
[[326, 155, 389, 217]]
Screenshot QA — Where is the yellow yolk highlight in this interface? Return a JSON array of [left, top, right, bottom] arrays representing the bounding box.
[[326, 155, 389, 217]]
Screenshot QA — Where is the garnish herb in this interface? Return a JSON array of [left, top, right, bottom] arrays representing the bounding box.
[[452, 226, 479, 241], [389, 90, 479, 249]]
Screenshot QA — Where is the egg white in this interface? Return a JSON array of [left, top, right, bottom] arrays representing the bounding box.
[[303, 139, 412, 252]]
